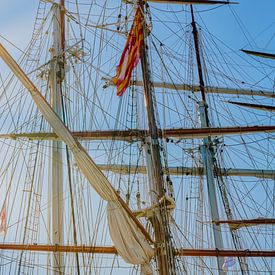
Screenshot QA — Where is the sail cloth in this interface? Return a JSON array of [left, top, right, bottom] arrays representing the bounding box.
[[0, 43, 154, 268], [0, 203, 7, 235], [112, 7, 144, 96]]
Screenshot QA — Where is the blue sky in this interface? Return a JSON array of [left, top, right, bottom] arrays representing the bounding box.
[[200, 1, 275, 51], [0, 0, 274, 82], [0, 0, 37, 47], [1, 1, 275, 53]]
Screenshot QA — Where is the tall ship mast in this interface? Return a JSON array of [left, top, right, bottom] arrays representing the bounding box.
[[0, 0, 274, 274]]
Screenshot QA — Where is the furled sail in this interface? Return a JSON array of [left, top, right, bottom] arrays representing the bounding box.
[[0, 43, 154, 269]]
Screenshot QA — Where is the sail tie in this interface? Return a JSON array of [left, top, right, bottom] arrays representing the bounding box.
[[134, 196, 176, 218]]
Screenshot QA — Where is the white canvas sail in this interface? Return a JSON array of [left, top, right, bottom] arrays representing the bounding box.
[[0, 203, 7, 235]]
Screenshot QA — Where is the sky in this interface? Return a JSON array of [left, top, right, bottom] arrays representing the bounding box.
[[200, 1, 275, 51], [0, 1, 37, 47], [1, 0, 275, 55]]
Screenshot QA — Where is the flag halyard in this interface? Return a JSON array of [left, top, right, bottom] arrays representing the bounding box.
[[113, 8, 144, 96]]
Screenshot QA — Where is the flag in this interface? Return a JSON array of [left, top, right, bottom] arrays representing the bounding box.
[[222, 257, 236, 271], [0, 202, 7, 235], [113, 7, 144, 96]]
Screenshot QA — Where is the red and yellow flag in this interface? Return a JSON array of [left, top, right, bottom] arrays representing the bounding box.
[[113, 8, 144, 96]]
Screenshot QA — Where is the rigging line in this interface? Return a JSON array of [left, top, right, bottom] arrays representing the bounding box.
[[0, 56, 51, 136], [0, 77, 17, 131], [237, 145, 274, 214], [125, 83, 137, 203], [150, 17, 189, 61], [228, 182, 275, 273], [222, 150, 274, 218], [228, 5, 255, 49], [33, 165, 106, 237], [199, 32, 239, 87], [65, 59, 126, 130], [192, 4, 225, 13], [242, 22, 275, 50], [61, 53, 81, 274], [1, 147, 29, 274], [158, 47, 176, 198], [199, 30, 257, 91], [197, 25, 275, 90], [224, 137, 275, 157], [213, 158, 251, 272], [150, 37, 199, 116], [171, 218, 214, 274], [151, 6, 202, 93], [107, 91, 129, 191], [89, 1, 120, 10], [201, 36, 264, 129], [228, 141, 273, 167], [128, 146, 144, 200], [82, 65, 126, 131], [0, 46, 42, 94], [86, 7, 113, 131], [0, 35, 32, 59], [0, 82, 32, 129], [67, 21, 132, 132], [81, 2, 124, 43], [17, 114, 45, 274], [73, 0, 85, 42], [147, 29, 189, 62], [241, 51, 275, 70], [82, 0, 95, 38], [151, 11, 191, 50], [133, 88, 192, 125], [1, 158, 103, 264], [64, 137, 81, 275], [0, 2, 52, 69]]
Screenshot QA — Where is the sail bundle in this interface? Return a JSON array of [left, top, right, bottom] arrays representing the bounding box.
[[0, 43, 154, 271], [0, 203, 7, 235]]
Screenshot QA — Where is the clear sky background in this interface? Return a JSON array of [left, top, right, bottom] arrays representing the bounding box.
[[1, 0, 275, 56]]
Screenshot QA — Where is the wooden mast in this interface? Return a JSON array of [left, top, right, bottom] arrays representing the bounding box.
[[49, 3, 64, 274], [138, 1, 177, 274]]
